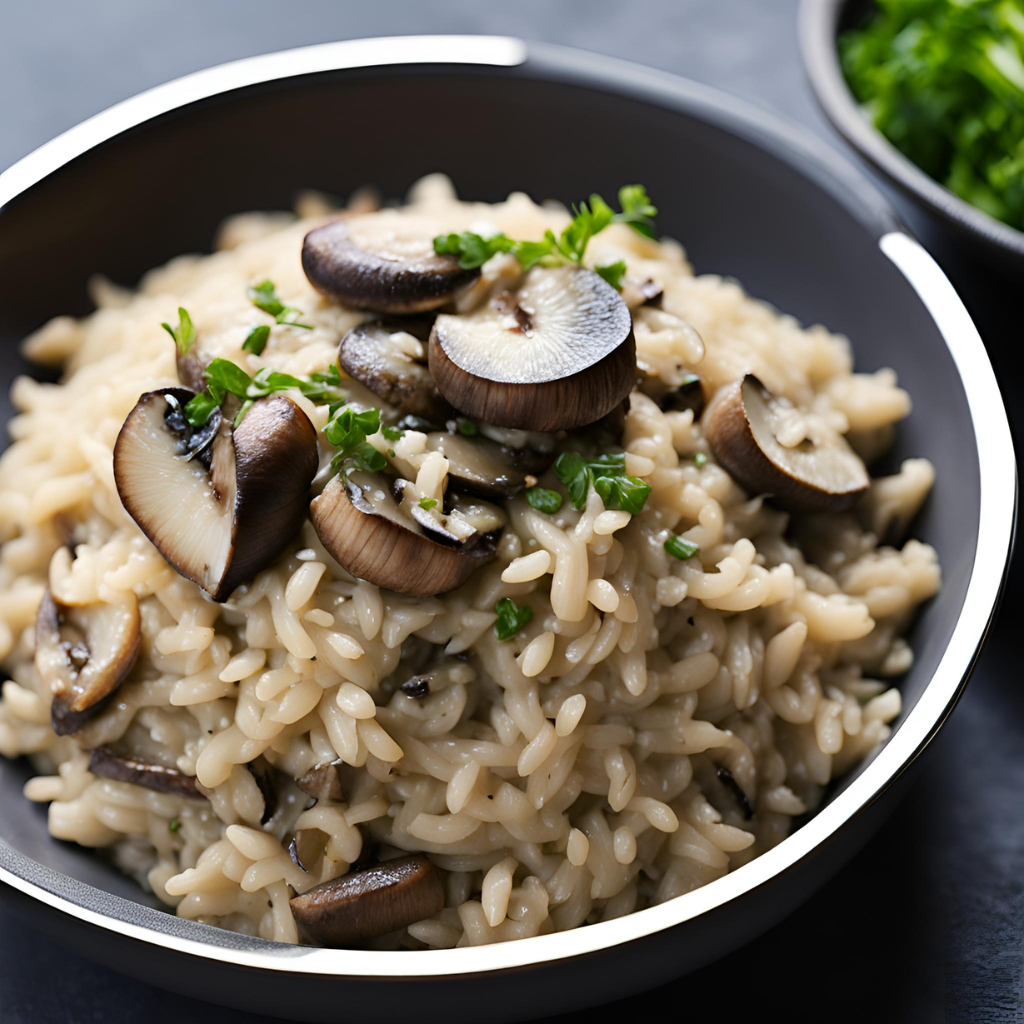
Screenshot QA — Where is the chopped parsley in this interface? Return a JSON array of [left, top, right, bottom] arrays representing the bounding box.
[[382, 424, 404, 442], [168, 816, 180, 834], [664, 534, 700, 560], [247, 279, 312, 329], [494, 597, 533, 641], [554, 451, 652, 515], [433, 185, 658, 284], [324, 405, 384, 473], [595, 260, 627, 290], [161, 307, 196, 354], [525, 486, 563, 514], [418, 497, 438, 511], [693, 452, 707, 468], [242, 324, 271, 355], [455, 417, 479, 437], [183, 359, 346, 428]]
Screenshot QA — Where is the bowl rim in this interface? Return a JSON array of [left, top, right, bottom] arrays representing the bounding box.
[[799, 0, 1024, 258], [0, 33, 1016, 980]]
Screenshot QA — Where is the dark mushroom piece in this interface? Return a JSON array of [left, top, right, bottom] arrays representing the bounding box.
[[114, 389, 319, 601], [89, 746, 206, 799], [704, 375, 870, 514], [290, 853, 445, 947], [297, 759, 345, 804], [338, 318, 453, 422], [309, 471, 498, 596], [302, 212, 479, 314], [423, 432, 527, 500], [716, 765, 754, 821], [641, 372, 705, 418], [289, 828, 329, 874], [36, 590, 141, 736], [429, 266, 636, 431]]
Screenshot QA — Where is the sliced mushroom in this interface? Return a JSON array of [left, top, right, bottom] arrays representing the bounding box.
[[429, 266, 636, 431], [641, 372, 705, 418], [36, 590, 141, 736], [704, 375, 870, 513], [423, 432, 527, 500], [296, 760, 345, 804], [302, 212, 479, 314], [290, 853, 445, 947], [89, 746, 205, 799], [310, 471, 497, 596], [114, 389, 319, 600], [338, 318, 452, 422], [289, 828, 329, 874]]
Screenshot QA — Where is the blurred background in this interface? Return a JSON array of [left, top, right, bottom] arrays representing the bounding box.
[[1, 2, 1021, 1022]]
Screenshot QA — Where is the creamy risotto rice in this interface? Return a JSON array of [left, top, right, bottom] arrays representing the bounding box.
[[0, 176, 940, 948]]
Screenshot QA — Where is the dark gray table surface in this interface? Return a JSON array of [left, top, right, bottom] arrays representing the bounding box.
[[2, 2, 1022, 1022]]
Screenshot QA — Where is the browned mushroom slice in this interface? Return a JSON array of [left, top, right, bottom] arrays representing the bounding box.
[[640, 372, 705, 418], [290, 854, 445, 947], [114, 389, 319, 600], [288, 828, 329, 874], [302, 212, 479, 314], [36, 590, 141, 736], [423, 432, 527, 500], [89, 746, 206, 799], [704, 375, 870, 513], [310, 471, 497, 596], [429, 266, 636, 431], [338, 318, 453, 422], [297, 760, 345, 804]]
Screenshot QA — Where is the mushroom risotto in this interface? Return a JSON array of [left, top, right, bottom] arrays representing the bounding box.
[[0, 176, 940, 948]]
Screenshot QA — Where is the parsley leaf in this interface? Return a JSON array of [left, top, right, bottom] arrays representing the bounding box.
[[693, 452, 707, 468], [247, 279, 312, 329], [324, 406, 381, 450], [596, 260, 627, 290], [161, 307, 196, 355], [382, 424, 404, 442], [526, 487, 563, 514], [205, 358, 254, 398], [554, 451, 652, 514], [242, 324, 271, 355], [168, 817, 180, 833], [183, 390, 221, 428], [418, 497, 438, 511], [613, 185, 658, 238], [433, 185, 658, 273], [665, 534, 700, 560], [494, 597, 533, 642], [352, 442, 387, 473], [455, 417, 479, 437]]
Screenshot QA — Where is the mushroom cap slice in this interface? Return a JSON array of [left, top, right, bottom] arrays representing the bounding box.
[[114, 389, 319, 600], [89, 746, 206, 799], [338, 318, 453, 422], [429, 266, 636, 431], [704, 375, 870, 513], [296, 760, 345, 804], [36, 590, 141, 736], [423, 431, 527, 500], [302, 212, 479, 314], [309, 472, 497, 596], [290, 853, 445, 947]]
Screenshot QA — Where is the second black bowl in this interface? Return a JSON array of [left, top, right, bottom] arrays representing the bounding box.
[[800, 0, 1024, 281]]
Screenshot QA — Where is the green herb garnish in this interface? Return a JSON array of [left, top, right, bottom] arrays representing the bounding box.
[[595, 260, 627, 290], [168, 817, 180, 833], [183, 360, 346, 428], [553, 451, 652, 515], [161, 307, 196, 354], [418, 497, 438, 511], [525, 486, 564, 514], [242, 324, 271, 355], [840, 0, 1024, 231], [382, 424, 404, 442], [433, 185, 658, 283], [455, 417, 479, 437], [494, 597, 533, 641], [247, 279, 313, 329], [323, 405, 384, 472], [693, 452, 707, 468], [664, 534, 700, 560]]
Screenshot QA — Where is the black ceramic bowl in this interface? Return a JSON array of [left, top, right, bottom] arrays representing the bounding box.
[[0, 35, 1016, 1024], [800, 0, 1024, 280]]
